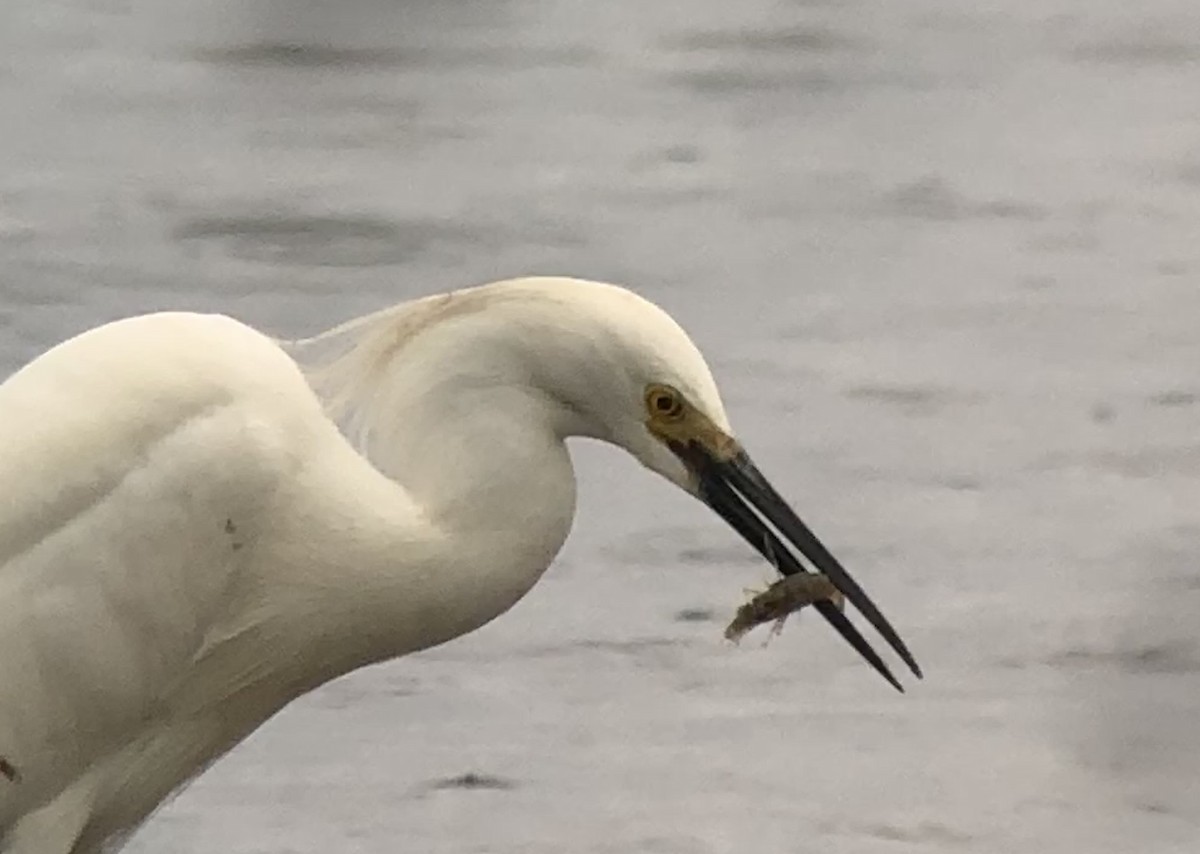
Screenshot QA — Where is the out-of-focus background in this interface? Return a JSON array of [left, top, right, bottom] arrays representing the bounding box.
[[2, 0, 1199, 851]]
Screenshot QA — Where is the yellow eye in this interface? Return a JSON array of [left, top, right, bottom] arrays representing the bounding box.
[[646, 384, 685, 419]]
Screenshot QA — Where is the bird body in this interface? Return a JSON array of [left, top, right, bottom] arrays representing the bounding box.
[[0, 310, 414, 849], [0, 278, 917, 852]]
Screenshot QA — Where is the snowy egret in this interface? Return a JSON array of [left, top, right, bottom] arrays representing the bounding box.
[[0, 277, 919, 852]]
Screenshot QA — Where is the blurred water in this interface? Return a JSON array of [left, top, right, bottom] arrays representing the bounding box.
[[2, 0, 1200, 851]]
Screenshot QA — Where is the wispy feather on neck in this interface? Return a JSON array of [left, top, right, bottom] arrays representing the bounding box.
[[277, 284, 534, 449]]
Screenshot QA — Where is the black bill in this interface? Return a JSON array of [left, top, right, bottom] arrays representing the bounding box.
[[673, 440, 922, 692]]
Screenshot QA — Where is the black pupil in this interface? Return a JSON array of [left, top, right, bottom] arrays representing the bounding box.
[[656, 395, 675, 412]]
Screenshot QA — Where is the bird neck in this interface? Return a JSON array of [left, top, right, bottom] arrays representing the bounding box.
[[364, 377, 580, 630], [286, 298, 587, 662]]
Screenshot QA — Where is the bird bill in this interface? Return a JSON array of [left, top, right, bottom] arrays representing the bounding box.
[[671, 439, 921, 692]]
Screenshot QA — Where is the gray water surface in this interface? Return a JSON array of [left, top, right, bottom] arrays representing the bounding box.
[[2, 0, 1199, 851]]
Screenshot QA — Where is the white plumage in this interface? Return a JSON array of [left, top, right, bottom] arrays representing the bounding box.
[[0, 277, 916, 853]]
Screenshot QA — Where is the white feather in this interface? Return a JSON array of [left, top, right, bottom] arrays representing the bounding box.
[[0, 278, 729, 853]]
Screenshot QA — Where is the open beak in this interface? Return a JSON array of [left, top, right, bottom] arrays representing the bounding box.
[[671, 438, 922, 692]]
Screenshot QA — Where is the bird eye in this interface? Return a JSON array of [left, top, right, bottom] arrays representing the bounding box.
[[646, 385, 684, 419]]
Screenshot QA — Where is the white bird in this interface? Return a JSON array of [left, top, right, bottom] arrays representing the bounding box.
[[0, 277, 919, 853]]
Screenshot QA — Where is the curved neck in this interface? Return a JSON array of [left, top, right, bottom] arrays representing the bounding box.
[[286, 296, 588, 654], [363, 373, 579, 593]]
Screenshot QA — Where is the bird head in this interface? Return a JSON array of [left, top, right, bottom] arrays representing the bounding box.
[[551, 280, 922, 691]]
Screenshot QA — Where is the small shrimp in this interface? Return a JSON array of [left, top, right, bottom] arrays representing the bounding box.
[[724, 573, 844, 644]]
